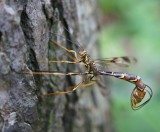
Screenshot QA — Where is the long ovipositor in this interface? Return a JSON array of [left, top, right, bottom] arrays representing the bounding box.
[[98, 70, 146, 90]]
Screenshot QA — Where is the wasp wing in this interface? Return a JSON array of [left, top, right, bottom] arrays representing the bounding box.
[[94, 56, 137, 69]]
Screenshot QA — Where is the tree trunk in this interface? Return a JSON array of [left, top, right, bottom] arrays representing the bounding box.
[[0, 0, 112, 132]]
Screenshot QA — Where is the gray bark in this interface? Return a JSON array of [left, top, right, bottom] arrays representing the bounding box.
[[0, 0, 112, 132]]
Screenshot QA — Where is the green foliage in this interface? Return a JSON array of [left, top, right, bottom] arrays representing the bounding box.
[[98, 0, 160, 132]]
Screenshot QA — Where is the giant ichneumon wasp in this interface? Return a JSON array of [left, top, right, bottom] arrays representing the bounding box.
[[23, 27, 152, 110]]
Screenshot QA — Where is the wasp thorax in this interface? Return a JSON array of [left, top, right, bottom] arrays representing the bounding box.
[[79, 50, 87, 57]]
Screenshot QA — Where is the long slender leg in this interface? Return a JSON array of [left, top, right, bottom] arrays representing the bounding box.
[[43, 81, 84, 95], [48, 60, 84, 67], [22, 71, 89, 76], [38, 60, 80, 64], [80, 81, 96, 88], [38, 39, 80, 63], [67, 81, 96, 89], [48, 60, 78, 64], [51, 40, 79, 62], [44, 80, 96, 96]]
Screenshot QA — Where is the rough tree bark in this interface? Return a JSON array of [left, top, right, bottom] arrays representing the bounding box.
[[0, 0, 112, 132]]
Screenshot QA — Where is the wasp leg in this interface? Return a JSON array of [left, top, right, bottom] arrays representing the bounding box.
[[43, 81, 84, 95], [67, 81, 96, 89], [37, 60, 79, 64], [51, 40, 79, 62], [43, 80, 97, 96]]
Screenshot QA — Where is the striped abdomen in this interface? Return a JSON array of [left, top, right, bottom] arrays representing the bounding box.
[[99, 71, 146, 90]]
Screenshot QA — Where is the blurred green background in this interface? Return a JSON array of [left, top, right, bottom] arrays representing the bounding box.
[[98, 0, 160, 132]]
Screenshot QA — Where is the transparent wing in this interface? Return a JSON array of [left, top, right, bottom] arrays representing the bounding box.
[[94, 56, 137, 69]]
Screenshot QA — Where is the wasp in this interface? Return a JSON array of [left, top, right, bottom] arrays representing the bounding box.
[[23, 28, 153, 110]]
